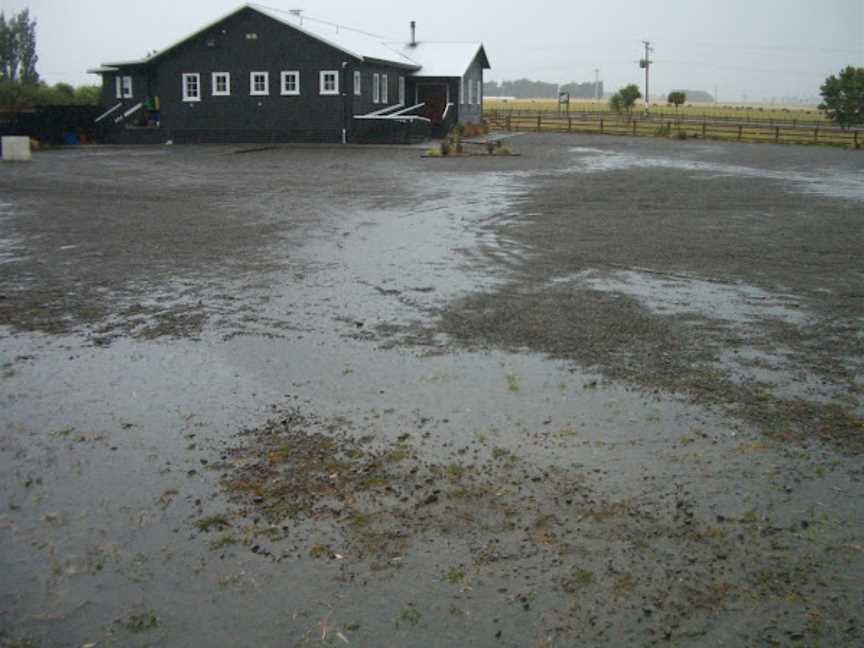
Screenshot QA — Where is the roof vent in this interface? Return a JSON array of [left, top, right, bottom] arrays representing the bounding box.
[[410, 21, 416, 46]]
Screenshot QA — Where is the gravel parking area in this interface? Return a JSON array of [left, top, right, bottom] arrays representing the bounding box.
[[1, 136, 862, 647]]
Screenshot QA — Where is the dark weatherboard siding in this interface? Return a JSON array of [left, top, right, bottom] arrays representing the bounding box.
[[103, 7, 414, 143]]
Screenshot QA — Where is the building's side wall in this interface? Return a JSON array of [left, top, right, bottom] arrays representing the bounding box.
[[458, 56, 485, 125], [101, 9, 416, 143], [151, 8, 354, 143]]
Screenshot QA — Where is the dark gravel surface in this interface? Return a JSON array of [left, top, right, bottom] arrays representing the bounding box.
[[1, 136, 862, 647]]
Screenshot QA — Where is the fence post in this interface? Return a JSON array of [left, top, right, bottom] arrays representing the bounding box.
[[775, 127, 780, 143], [632, 119, 637, 136], [702, 121, 707, 139], [855, 131, 859, 149], [537, 115, 542, 132], [600, 119, 604, 134], [506, 113, 512, 131], [568, 117, 572, 133], [814, 126, 819, 143], [738, 126, 743, 141]]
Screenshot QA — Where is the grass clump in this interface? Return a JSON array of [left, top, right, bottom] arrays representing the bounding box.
[[505, 372, 520, 392], [125, 611, 159, 633], [396, 606, 422, 627], [195, 514, 230, 533], [447, 566, 466, 585]]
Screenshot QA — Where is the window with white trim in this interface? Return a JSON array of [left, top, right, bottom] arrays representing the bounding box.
[[354, 71, 361, 96], [250, 72, 269, 96], [460, 78, 464, 105], [477, 80, 482, 107], [381, 74, 388, 104], [467, 78, 474, 105], [182, 73, 201, 102], [398, 76, 405, 105], [372, 73, 380, 103], [116, 75, 133, 99], [320, 70, 339, 95], [280, 71, 300, 95], [212, 72, 230, 96]]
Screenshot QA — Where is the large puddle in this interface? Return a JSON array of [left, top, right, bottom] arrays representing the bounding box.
[[569, 147, 864, 201], [556, 268, 809, 327]]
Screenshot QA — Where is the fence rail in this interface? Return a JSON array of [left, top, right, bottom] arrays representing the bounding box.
[[484, 104, 830, 127], [484, 111, 862, 148]]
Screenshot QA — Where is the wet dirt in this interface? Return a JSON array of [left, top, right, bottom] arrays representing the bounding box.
[[1, 136, 863, 647]]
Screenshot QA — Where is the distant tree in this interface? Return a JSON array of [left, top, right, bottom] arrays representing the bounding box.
[[73, 85, 101, 105], [0, 81, 102, 107], [15, 9, 38, 84], [610, 84, 642, 114], [819, 66, 864, 128], [0, 9, 38, 83], [667, 91, 687, 109]]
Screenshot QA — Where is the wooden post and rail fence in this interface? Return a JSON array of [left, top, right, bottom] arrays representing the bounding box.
[[485, 110, 862, 149]]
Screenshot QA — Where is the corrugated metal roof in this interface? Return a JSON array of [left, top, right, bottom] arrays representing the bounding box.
[[93, 4, 489, 78], [389, 42, 490, 78], [97, 4, 419, 70], [252, 5, 419, 68]]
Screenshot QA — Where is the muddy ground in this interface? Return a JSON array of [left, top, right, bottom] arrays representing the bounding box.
[[1, 135, 862, 647]]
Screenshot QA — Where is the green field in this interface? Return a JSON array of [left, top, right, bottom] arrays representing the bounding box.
[[484, 98, 830, 125]]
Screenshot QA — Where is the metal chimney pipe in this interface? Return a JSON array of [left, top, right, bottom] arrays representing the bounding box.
[[410, 21, 416, 46]]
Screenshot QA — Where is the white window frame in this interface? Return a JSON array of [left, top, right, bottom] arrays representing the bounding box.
[[372, 73, 380, 103], [182, 73, 201, 102], [116, 75, 133, 99], [250, 71, 269, 96], [398, 76, 405, 105], [353, 71, 361, 96], [212, 72, 230, 96], [320, 70, 339, 95], [381, 74, 388, 104], [460, 77, 464, 105], [280, 71, 300, 96]]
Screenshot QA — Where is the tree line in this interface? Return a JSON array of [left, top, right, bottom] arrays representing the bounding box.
[[484, 79, 603, 99], [1, 9, 99, 108]]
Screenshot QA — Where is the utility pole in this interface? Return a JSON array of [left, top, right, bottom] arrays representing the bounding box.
[[594, 68, 600, 100], [640, 40, 653, 112]]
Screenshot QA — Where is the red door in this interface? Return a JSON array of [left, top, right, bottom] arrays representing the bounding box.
[[417, 83, 448, 125]]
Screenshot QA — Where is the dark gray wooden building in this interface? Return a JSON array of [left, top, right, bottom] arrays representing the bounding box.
[[89, 3, 490, 144]]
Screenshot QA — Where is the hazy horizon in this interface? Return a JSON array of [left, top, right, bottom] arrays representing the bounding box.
[[1, 0, 862, 104]]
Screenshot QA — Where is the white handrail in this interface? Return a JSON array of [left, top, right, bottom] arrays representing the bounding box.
[[442, 102, 455, 120], [95, 102, 123, 123], [114, 102, 144, 124], [356, 103, 404, 118]]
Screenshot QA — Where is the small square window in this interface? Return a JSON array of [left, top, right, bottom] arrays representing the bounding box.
[[250, 71, 269, 96], [354, 71, 361, 96], [182, 73, 201, 102], [281, 71, 300, 95], [212, 72, 230, 96], [320, 70, 339, 95]]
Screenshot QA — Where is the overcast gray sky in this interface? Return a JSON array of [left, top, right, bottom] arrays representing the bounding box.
[[1, 0, 862, 102]]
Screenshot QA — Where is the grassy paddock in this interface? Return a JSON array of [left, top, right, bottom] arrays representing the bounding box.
[[484, 98, 830, 125], [486, 113, 861, 148]]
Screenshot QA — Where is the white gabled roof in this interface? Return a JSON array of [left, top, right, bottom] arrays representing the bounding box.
[[389, 42, 490, 78], [96, 3, 419, 70], [252, 5, 419, 68]]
